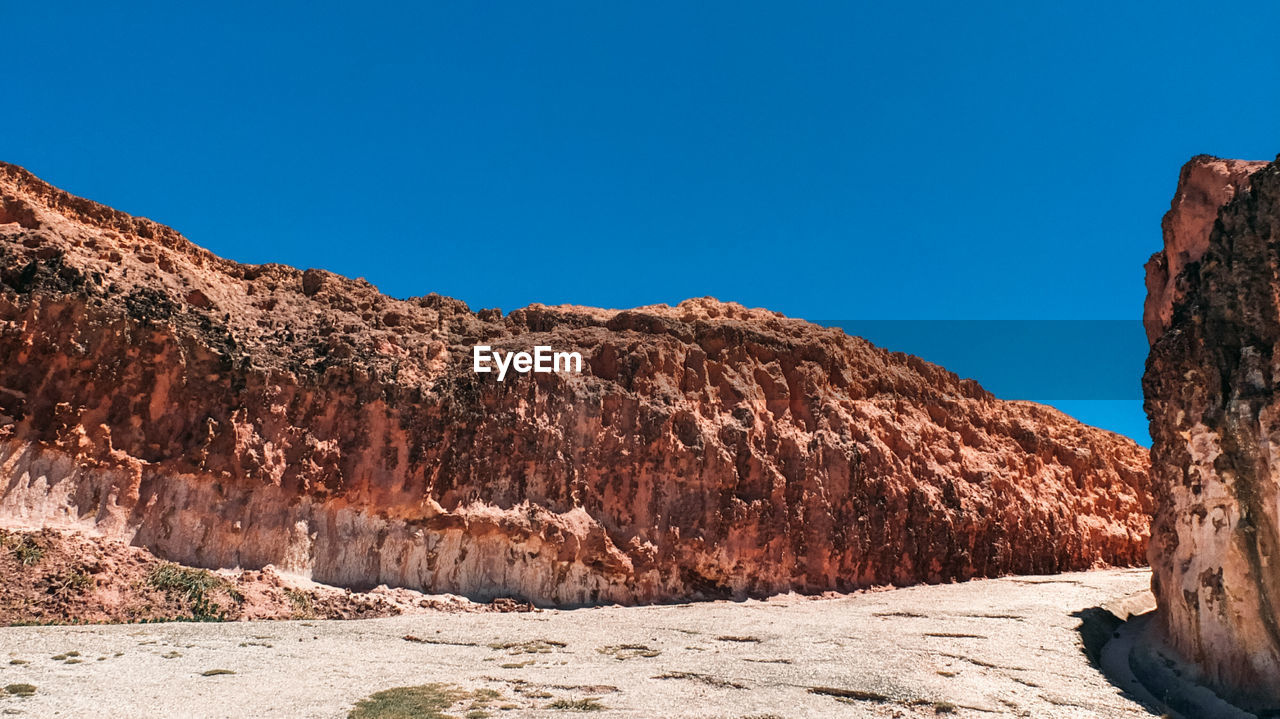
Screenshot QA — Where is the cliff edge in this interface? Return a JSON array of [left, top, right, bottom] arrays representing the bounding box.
[[0, 162, 1150, 606], [1144, 154, 1280, 711]]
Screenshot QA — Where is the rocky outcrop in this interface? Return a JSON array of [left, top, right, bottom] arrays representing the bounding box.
[[1143, 156, 1268, 345], [1143, 154, 1280, 710], [0, 161, 1150, 606]]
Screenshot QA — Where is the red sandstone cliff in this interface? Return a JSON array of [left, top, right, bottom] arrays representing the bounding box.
[[1144, 154, 1280, 711], [0, 161, 1150, 606]]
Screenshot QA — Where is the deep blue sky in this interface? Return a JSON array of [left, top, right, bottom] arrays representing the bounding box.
[[7, 3, 1279, 442]]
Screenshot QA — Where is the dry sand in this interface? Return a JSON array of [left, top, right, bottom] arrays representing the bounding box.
[[0, 568, 1157, 718]]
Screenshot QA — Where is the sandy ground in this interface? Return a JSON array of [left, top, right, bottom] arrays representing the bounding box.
[[0, 568, 1158, 719]]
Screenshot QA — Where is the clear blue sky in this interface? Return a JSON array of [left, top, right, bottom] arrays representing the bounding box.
[[7, 3, 1279, 442]]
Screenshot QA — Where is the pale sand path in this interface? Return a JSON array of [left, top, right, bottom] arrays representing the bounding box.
[[0, 568, 1156, 718]]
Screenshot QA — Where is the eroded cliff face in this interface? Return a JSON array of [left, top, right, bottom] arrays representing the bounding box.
[[1144, 154, 1280, 710], [0, 161, 1151, 606], [1143, 156, 1268, 344]]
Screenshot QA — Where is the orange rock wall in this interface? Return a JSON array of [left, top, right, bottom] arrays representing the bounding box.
[[0, 161, 1151, 605]]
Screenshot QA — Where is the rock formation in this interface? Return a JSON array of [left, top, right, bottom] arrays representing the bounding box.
[[0, 161, 1150, 606], [1143, 157, 1269, 344], [1144, 154, 1280, 710], [0, 526, 505, 625]]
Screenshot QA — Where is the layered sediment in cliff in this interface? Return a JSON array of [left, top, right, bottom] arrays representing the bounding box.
[[0, 527, 510, 625], [0, 161, 1150, 606], [1143, 154, 1280, 710]]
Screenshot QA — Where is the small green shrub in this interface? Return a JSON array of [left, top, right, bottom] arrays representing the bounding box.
[[349, 684, 466, 719], [7, 536, 44, 567], [487, 639, 566, 654], [547, 697, 605, 711], [284, 588, 315, 619], [3, 683, 36, 697], [597, 643, 660, 660], [147, 563, 226, 619]]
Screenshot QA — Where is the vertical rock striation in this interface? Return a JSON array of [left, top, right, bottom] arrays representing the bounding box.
[[0, 161, 1151, 606], [1144, 154, 1280, 710]]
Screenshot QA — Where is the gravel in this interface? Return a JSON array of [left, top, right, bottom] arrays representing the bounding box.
[[0, 568, 1157, 718]]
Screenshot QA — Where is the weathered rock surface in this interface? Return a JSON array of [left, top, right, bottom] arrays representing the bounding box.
[[0, 161, 1150, 607], [0, 527, 509, 625], [1143, 155, 1268, 344], [1143, 154, 1280, 710]]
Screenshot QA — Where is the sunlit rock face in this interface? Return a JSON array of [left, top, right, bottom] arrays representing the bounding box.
[[1144, 154, 1280, 710], [0, 161, 1150, 606], [1143, 156, 1268, 345]]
